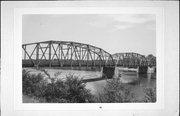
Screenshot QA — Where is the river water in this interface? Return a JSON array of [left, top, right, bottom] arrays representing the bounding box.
[[85, 71, 156, 101], [24, 68, 156, 101]]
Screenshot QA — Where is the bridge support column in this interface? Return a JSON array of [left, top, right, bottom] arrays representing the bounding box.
[[147, 66, 156, 73], [102, 66, 115, 79], [138, 66, 148, 74], [138, 66, 156, 74]]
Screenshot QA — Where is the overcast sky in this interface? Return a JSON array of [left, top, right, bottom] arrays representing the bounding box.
[[23, 14, 156, 56]]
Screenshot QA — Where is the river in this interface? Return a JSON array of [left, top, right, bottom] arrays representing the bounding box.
[[24, 68, 156, 102]]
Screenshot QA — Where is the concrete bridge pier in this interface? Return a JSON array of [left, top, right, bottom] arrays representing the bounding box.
[[147, 66, 156, 73], [138, 66, 148, 74], [138, 66, 156, 74]]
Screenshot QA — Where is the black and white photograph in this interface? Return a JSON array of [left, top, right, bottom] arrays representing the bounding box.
[[22, 14, 156, 103], [1, 1, 179, 116]]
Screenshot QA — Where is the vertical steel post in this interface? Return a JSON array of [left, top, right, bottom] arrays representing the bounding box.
[[93, 50, 95, 69], [61, 45, 63, 60], [58, 44, 61, 67], [70, 45, 73, 69], [49, 42, 52, 67], [86, 46, 89, 69], [24, 45, 26, 60], [58, 44, 60, 60], [60, 45, 63, 67], [36, 43, 39, 61], [79, 47, 82, 69]]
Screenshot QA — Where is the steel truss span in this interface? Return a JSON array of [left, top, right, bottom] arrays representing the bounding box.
[[22, 40, 115, 69], [112, 52, 156, 67]]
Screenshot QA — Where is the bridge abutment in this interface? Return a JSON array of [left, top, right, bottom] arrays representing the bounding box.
[[138, 66, 148, 74], [138, 66, 156, 74], [102, 67, 115, 79]]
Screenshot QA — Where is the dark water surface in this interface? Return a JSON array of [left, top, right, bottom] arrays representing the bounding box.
[[86, 71, 156, 101]]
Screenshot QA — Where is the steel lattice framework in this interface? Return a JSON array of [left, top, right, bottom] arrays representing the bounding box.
[[112, 52, 150, 67], [22, 40, 115, 69], [146, 55, 156, 67]]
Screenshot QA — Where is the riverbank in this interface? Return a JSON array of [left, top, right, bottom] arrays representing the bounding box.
[[22, 68, 156, 103]]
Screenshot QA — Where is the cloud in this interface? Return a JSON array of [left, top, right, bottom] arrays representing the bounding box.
[[106, 14, 155, 23], [114, 24, 134, 30], [88, 19, 109, 28], [88, 14, 156, 31]]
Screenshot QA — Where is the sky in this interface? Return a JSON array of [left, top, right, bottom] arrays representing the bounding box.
[[22, 14, 156, 56]]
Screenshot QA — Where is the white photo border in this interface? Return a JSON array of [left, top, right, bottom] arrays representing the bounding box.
[[14, 7, 164, 110]]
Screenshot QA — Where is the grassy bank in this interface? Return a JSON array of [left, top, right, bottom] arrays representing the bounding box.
[[22, 69, 156, 103]]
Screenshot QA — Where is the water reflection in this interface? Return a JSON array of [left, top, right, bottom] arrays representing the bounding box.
[[136, 73, 156, 88], [86, 71, 156, 100]]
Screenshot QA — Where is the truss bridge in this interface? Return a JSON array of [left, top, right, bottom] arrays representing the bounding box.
[[22, 40, 115, 70]]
